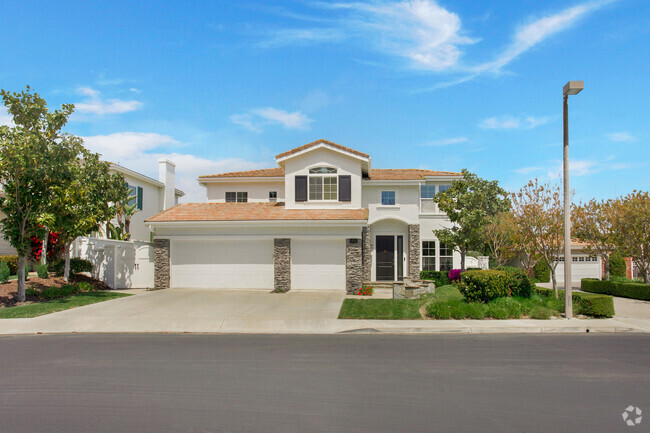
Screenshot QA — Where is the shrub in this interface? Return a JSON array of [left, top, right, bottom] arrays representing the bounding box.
[[0, 260, 10, 284], [458, 270, 509, 303], [535, 286, 614, 318], [497, 266, 533, 298], [35, 263, 48, 279], [425, 301, 453, 319], [609, 255, 626, 278], [530, 307, 553, 320], [420, 271, 450, 287], [581, 278, 650, 301], [465, 303, 487, 319], [76, 281, 94, 292], [0, 255, 18, 275], [354, 285, 373, 296], [533, 260, 550, 283], [25, 287, 39, 297], [51, 258, 93, 276], [40, 284, 79, 300], [489, 297, 523, 319], [448, 269, 462, 283]]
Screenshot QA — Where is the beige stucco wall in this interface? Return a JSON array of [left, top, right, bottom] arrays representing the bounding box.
[[205, 181, 284, 203]]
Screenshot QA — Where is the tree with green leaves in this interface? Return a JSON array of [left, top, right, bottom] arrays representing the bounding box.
[[44, 147, 128, 281], [511, 179, 564, 296], [573, 198, 618, 281], [483, 211, 519, 267], [433, 169, 510, 270], [0, 87, 74, 301], [610, 190, 649, 284]]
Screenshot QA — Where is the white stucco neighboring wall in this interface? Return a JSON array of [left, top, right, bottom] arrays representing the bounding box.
[[283, 147, 364, 209], [117, 172, 164, 242], [205, 180, 285, 203], [363, 183, 420, 224]]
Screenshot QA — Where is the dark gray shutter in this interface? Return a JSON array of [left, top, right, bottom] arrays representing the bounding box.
[[295, 176, 307, 202], [137, 186, 143, 210], [339, 175, 351, 202]]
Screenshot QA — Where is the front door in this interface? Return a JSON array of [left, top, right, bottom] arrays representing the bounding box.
[[376, 236, 395, 281]]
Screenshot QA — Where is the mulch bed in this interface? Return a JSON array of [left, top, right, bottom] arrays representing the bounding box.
[[0, 274, 111, 308]]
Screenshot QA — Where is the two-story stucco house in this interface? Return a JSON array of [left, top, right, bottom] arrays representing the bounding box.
[[146, 139, 463, 292]]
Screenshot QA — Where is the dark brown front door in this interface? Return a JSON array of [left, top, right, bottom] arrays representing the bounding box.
[[376, 236, 395, 281]]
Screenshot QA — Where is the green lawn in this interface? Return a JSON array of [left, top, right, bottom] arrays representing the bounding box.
[[0, 291, 131, 319], [338, 285, 460, 320], [338, 285, 567, 320]]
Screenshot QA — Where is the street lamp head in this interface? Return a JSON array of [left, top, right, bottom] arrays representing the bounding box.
[[563, 80, 584, 96]]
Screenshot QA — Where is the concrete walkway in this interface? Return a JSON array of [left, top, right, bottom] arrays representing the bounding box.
[[0, 288, 649, 335]]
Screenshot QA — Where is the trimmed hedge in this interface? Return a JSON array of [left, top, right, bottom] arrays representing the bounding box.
[[0, 255, 19, 275], [581, 278, 650, 301], [51, 258, 93, 276], [459, 270, 509, 303], [533, 260, 550, 283], [420, 271, 450, 287], [609, 255, 626, 278], [535, 286, 615, 318]]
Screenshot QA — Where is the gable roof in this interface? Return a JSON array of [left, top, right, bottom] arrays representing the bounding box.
[[110, 163, 185, 196], [367, 169, 462, 180], [275, 139, 370, 160], [198, 167, 284, 179], [146, 202, 369, 223]]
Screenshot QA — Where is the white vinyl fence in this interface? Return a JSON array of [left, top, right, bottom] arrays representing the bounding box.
[[72, 237, 155, 289]]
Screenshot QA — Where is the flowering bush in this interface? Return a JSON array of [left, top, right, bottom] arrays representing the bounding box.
[[448, 269, 462, 283], [355, 285, 373, 296]]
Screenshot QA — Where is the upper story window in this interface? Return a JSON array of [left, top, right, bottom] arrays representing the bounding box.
[[226, 191, 248, 203], [309, 167, 337, 174], [421, 184, 451, 198], [269, 191, 277, 202], [126, 183, 143, 210], [381, 191, 396, 206]]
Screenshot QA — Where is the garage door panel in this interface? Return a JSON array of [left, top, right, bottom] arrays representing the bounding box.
[[291, 239, 345, 290], [171, 239, 273, 289], [555, 256, 601, 281]]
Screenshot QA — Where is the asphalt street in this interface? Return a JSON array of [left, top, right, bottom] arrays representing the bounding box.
[[0, 334, 648, 433]]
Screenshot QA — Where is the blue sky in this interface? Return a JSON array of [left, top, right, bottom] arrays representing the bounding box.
[[1, 0, 648, 202]]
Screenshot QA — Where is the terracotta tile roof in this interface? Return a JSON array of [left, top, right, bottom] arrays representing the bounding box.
[[275, 139, 370, 160], [199, 167, 284, 179], [146, 202, 369, 222], [367, 169, 462, 180]]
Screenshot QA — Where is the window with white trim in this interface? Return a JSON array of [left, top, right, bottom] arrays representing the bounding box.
[[269, 191, 277, 202], [226, 192, 247, 203], [308, 167, 337, 201], [440, 243, 453, 272], [422, 241, 436, 271], [381, 191, 396, 205]]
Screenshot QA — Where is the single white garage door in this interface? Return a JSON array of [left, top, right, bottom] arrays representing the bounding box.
[[555, 256, 601, 282], [291, 239, 346, 290], [170, 239, 273, 289]]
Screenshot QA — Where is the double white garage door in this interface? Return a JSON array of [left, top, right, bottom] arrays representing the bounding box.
[[170, 239, 345, 290], [554, 256, 601, 282]]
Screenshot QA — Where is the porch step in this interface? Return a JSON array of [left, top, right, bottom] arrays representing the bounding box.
[[365, 281, 397, 288]]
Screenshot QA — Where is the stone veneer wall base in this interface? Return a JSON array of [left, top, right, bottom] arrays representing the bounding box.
[[361, 226, 372, 282], [153, 238, 170, 290], [407, 225, 420, 280], [274, 238, 291, 292], [346, 239, 363, 293]]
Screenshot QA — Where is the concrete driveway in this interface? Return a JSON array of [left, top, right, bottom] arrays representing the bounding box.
[[0, 289, 346, 334]]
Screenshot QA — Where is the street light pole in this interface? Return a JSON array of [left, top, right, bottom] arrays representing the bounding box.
[[562, 80, 583, 319]]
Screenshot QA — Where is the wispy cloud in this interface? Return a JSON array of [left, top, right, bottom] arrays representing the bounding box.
[[259, 28, 345, 47], [231, 107, 312, 132], [607, 131, 635, 142], [543, 157, 639, 178], [82, 132, 267, 202], [420, 136, 468, 146], [473, 1, 613, 75], [514, 166, 544, 174], [74, 87, 143, 115], [480, 114, 551, 130]]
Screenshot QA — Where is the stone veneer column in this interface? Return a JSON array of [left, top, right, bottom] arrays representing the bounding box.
[[274, 238, 291, 291], [361, 226, 372, 282], [346, 239, 363, 293], [154, 239, 170, 289], [407, 225, 420, 280]]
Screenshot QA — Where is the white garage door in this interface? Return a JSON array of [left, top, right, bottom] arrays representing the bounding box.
[[291, 239, 346, 290], [555, 256, 601, 282], [171, 239, 273, 289]]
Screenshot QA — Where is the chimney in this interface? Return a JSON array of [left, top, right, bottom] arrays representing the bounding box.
[[159, 158, 176, 210]]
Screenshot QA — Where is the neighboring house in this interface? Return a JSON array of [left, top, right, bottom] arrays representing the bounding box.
[[146, 139, 463, 292], [553, 241, 602, 282], [107, 159, 185, 242]]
